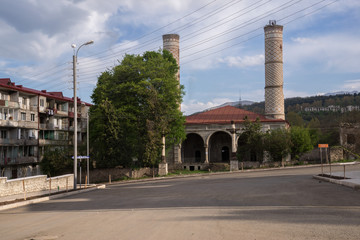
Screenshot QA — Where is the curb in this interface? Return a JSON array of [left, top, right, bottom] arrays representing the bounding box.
[[313, 175, 360, 190], [0, 184, 106, 211], [106, 164, 326, 186]]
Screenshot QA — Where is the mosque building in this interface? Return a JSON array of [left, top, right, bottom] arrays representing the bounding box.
[[163, 21, 289, 171]]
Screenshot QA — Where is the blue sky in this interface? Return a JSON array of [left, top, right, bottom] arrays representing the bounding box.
[[0, 0, 359, 115]]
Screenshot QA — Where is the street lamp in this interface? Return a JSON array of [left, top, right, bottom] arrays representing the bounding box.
[[72, 40, 94, 189]]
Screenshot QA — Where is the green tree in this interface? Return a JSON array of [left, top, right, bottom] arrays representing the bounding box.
[[264, 128, 291, 162], [286, 111, 304, 127], [290, 126, 313, 159], [307, 117, 320, 146], [90, 50, 185, 168], [40, 147, 73, 177], [237, 118, 264, 162]]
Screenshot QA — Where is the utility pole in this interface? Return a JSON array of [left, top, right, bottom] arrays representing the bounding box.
[[87, 111, 89, 185], [72, 40, 94, 189]]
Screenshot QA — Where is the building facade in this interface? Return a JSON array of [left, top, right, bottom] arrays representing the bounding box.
[[0, 78, 90, 179], [166, 106, 288, 170]]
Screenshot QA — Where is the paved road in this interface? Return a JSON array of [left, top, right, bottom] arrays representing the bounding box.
[[1, 165, 360, 240]]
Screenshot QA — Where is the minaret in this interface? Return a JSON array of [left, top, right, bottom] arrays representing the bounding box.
[[162, 34, 182, 165], [264, 20, 285, 120], [162, 34, 180, 83]]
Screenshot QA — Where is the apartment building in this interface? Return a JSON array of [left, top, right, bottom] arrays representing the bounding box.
[[0, 78, 90, 179]]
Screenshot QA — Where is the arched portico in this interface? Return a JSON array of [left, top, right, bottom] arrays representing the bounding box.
[[207, 131, 232, 163], [182, 133, 206, 163]]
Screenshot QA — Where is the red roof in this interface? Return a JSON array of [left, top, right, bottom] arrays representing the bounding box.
[[0, 78, 91, 106], [186, 105, 285, 125]]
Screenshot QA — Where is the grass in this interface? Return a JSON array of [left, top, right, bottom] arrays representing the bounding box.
[[167, 170, 210, 176]]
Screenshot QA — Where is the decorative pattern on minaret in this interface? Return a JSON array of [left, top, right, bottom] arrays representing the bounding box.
[[163, 34, 180, 111], [162, 34, 180, 82], [264, 21, 285, 120]]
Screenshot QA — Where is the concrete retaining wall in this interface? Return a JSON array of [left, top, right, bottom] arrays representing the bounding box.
[[0, 174, 74, 197], [82, 168, 154, 183]]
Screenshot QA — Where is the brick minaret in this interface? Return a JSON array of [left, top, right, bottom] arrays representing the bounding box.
[[162, 34, 180, 83], [264, 21, 285, 120], [163, 34, 181, 165], [163, 33, 180, 111]]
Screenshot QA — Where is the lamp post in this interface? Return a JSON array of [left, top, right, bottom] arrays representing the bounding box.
[[72, 40, 94, 189]]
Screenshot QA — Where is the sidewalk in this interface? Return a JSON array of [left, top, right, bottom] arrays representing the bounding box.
[[0, 184, 105, 211], [313, 162, 360, 190]]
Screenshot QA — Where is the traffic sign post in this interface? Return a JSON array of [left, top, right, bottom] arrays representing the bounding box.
[[72, 156, 90, 187], [318, 144, 329, 176]]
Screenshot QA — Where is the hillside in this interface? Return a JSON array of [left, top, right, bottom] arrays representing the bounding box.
[[240, 93, 360, 146]]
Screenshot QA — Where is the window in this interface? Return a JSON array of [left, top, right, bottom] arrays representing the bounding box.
[[21, 112, 26, 121], [0, 130, 7, 139], [31, 113, 35, 122], [40, 99, 45, 107], [29, 146, 35, 156]]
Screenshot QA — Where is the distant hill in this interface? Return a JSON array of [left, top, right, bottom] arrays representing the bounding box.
[[239, 92, 360, 145], [324, 91, 359, 96], [241, 92, 360, 115]]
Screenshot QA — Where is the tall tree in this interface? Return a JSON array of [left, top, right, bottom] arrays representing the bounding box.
[[264, 128, 291, 162], [90, 50, 186, 168], [237, 118, 264, 162], [290, 126, 313, 159]]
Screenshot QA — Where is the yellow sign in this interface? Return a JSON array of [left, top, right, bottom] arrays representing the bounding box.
[[318, 144, 328, 148]]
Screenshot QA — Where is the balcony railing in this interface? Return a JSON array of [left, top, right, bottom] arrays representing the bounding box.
[[0, 157, 38, 165], [0, 119, 18, 127], [39, 139, 69, 146], [55, 109, 68, 117], [0, 138, 38, 146]]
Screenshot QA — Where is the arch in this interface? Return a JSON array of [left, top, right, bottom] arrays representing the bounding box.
[[208, 131, 232, 163], [182, 133, 205, 163]]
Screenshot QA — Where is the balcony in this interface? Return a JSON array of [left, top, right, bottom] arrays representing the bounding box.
[[68, 112, 81, 118], [55, 109, 68, 117], [0, 119, 18, 127], [39, 139, 69, 146], [0, 138, 38, 146], [0, 100, 20, 109], [16, 156, 38, 164], [0, 157, 38, 165], [19, 103, 29, 110], [17, 121, 38, 129]]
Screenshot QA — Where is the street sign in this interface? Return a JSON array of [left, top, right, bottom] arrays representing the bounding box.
[[72, 156, 90, 159], [318, 144, 328, 148]]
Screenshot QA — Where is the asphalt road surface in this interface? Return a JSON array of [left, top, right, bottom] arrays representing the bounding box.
[[1, 165, 360, 240]]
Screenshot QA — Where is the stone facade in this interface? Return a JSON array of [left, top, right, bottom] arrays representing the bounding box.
[[166, 106, 288, 169], [0, 78, 90, 179], [0, 174, 73, 197], [340, 123, 360, 159]]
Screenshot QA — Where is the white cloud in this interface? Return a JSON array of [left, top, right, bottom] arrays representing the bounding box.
[[341, 79, 360, 91], [182, 98, 232, 115], [219, 54, 264, 68], [285, 34, 360, 73]]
